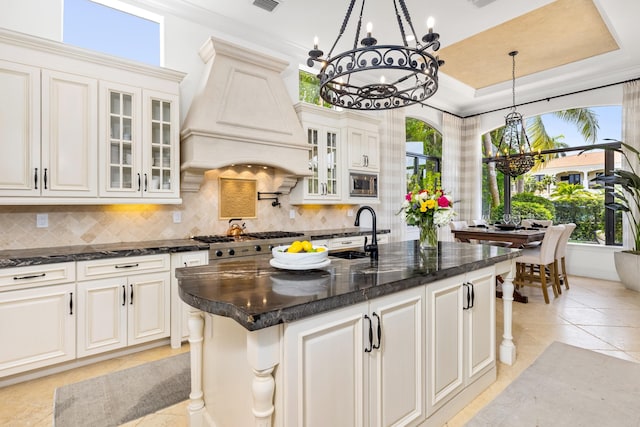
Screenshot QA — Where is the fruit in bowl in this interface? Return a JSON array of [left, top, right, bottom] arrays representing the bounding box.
[[272, 240, 329, 265]]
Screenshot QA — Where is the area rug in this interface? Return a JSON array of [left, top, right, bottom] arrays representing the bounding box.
[[466, 341, 640, 426], [53, 352, 190, 427]]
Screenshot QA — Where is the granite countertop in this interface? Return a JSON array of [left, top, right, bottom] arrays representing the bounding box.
[[177, 241, 521, 331], [0, 239, 210, 269]]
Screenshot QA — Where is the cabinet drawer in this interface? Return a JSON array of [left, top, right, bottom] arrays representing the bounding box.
[[0, 262, 75, 291], [326, 236, 366, 250], [77, 254, 170, 280]]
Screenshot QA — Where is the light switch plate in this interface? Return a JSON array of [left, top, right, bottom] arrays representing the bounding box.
[[289, 209, 295, 219], [36, 213, 48, 228], [172, 211, 182, 223]]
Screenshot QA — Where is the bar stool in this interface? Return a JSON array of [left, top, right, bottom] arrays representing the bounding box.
[[514, 225, 565, 304]]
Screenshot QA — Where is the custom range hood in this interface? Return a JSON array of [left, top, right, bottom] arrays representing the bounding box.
[[180, 36, 310, 191]]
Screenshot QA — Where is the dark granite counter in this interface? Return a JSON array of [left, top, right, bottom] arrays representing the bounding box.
[[177, 240, 521, 331], [0, 239, 210, 269]]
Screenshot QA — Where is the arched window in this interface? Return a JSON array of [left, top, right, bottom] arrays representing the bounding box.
[[405, 117, 442, 191]]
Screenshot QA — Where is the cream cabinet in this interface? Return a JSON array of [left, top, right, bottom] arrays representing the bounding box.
[[76, 255, 171, 357], [283, 286, 424, 427], [347, 127, 379, 171], [0, 263, 76, 377], [170, 250, 209, 348], [0, 28, 184, 205], [425, 266, 496, 415], [99, 83, 179, 200], [0, 61, 97, 198], [291, 103, 342, 204]]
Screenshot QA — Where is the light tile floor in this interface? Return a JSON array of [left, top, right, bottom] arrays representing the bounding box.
[[1, 275, 639, 427]]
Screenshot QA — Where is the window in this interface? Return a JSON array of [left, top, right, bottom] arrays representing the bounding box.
[[63, 0, 162, 66], [405, 118, 441, 191], [299, 70, 331, 108], [481, 105, 623, 245]]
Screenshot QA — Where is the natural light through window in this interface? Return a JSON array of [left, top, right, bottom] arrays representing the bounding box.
[[63, 0, 162, 66]]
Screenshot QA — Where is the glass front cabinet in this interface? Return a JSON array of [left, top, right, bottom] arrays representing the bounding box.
[[100, 82, 179, 200]]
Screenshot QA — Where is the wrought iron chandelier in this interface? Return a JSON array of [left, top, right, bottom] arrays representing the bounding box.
[[307, 0, 443, 111], [492, 51, 538, 178]]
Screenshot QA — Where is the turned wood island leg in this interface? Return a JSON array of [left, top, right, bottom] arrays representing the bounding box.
[[247, 326, 281, 427], [498, 260, 517, 365], [187, 308, 205, 426]]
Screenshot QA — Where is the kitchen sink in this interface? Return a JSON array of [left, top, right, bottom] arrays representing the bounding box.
[[330, 250, 369, 260]]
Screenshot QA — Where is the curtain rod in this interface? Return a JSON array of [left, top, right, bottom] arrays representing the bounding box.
[[418, 76, 640, 119]]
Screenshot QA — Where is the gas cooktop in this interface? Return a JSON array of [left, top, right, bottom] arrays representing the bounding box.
[[192, 231, 305, 244]]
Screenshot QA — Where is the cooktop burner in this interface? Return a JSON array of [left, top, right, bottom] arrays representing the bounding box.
[[191, 235, 235, 244]]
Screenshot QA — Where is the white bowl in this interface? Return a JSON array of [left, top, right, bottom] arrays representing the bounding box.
[[271, 245, 329, 265]]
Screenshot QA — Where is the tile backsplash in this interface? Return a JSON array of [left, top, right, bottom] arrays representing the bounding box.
[[0, 168, 358, 250]]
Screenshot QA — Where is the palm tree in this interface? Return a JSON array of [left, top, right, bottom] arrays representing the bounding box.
[[550, 182, 598, 202]]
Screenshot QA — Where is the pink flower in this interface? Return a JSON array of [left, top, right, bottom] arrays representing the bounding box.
[[437, 195, 450, 208], [405, 192, 413, 201]]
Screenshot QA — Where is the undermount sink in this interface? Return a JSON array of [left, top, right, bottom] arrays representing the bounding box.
[[330, 250, 369, 260]]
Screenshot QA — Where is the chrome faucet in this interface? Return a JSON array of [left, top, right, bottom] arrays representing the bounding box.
[[354, 206, 378, 260]]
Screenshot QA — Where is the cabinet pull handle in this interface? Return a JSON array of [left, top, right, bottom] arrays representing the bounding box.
[[137, 173, 141, 191], [115, 263, 139, 269], [463, 283, 471, 310], [34, 168, 38, 189], [372, 312, 381, 350], [13, 273, 46, 280], [130, 284, 134, 305], [364, 314, 373, 353], [470, 282, 475, 308], [184, 262, 188, 267], [69, 292, 73, 315], [144, 173, 148, 192], [122, 285, 126, 306], [43, 168, 48, 189]]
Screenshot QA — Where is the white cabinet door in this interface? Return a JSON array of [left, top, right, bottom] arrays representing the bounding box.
[[41, 69, 98, 197], [77, 277, 127, 357], [369, 286, 425, 427], [0, 60, 40, 196], [99, 81, 142, 197], [426, 275, 465, 415], [143, 90, 180, 199], [464, 267, 496, 385], [128, 271, 171, 345], [284, 287, 425, 427], [301, 124, 341, 201], [283, 303, 367, 427], [170, 251, 208, 348], [0, 283, 75, 376], [348, 128, 379, 171]]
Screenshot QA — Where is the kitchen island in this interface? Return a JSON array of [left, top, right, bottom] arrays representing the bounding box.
[[177, 241, 520, 427]]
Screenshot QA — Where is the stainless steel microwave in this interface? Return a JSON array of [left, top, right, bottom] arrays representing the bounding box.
[[349, 172, 378, 197]]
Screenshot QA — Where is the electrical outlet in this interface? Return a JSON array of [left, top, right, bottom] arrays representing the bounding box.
[[347, 209, 354, 217], [289, 209, 295, 219], [172, 211, 182, 223], [36, 213, 48, 228]]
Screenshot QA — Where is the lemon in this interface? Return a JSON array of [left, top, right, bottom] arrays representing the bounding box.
[[301, 240, 313, 252], [316, 247, 326, 252], [287, 241, 303, 253]]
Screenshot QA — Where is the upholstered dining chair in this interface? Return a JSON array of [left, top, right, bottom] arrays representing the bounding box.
[[514, 224, 565, 304], [555, 223, 576, 290], [522, 219, 553, 228], [450, 220, 470, 242]]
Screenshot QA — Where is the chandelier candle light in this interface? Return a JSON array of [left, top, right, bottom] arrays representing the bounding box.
[[398, 172, 455, 250], [307, 0, 444, 110]]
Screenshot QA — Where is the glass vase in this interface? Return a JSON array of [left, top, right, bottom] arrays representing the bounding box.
[[419, 222, 438, 250]]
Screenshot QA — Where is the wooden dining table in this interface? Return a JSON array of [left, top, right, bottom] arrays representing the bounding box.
[[451, 225, 547, 303], [451, 226, 546, 248]]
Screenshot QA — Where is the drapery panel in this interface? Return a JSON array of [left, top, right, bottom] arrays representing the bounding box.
[[622, 80, 640, 249], [442, 113, 481, 231]]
